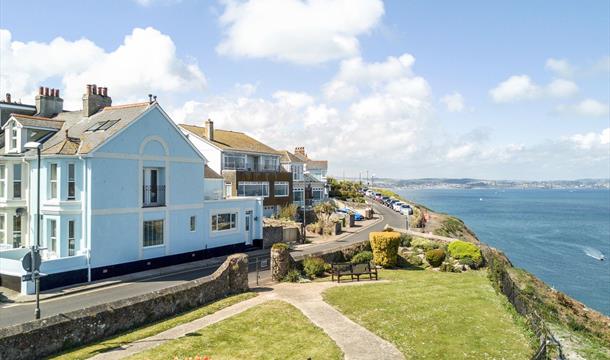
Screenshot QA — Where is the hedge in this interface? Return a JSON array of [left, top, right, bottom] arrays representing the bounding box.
[[369, 231, 401, 267], [425, 248, 446, 267], [448, 240, 483, 268]]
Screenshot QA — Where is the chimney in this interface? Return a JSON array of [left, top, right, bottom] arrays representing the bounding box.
[[295, 146, 306, 158], [5, 93, 11, 103], [83, 84, 112, 117], [35, 86, 64, 117], [205, 119, 214, 141]]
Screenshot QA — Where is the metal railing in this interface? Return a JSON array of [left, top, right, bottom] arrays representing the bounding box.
[[143, 185, 166, 207]]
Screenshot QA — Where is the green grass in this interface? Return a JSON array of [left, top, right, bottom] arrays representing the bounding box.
[[53, 292, 257, 360], [128, 300, 343, 360], [323, 269, 535, 359]]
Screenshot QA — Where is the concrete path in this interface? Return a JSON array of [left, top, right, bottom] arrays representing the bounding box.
[[92, 281, 404, 360]]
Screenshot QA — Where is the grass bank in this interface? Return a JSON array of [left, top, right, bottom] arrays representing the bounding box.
[[128, 300, 343, 360], [324, 268, 535, 359], [53, 292, 257, 360]]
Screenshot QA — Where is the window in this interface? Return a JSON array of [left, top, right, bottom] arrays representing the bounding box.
[[10, 127, 18, 150], [224, 183, 232, 198], [12, 215, 21, 247], [68, 220, 75, 256], [291, 164, 303, 181], [274, 181, 289, 197], [49, 220, 57, 255], [13, 164, 21, 199], [211, 213, 237, 232], [143, 168, 165, 207], [293, 189, 304, 202], [0, 214, 5, 244], [190, 216, 196, 232], [49, 163, 58, 199], [261, 156, 278, 171], [223, 154, 246, 170], [143, 220, 164, 247], [0, 165, 5, 198], [312, 188, 324, 200], [237, 182, 269, 197], [67, 164, 75, 200], [85, 120, 119, 132]]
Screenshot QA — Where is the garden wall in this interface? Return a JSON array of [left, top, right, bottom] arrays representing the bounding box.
[[0, 254, 249, 360], [291, 239, 370, 264]]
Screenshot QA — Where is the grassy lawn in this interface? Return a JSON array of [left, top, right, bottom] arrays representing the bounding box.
[[129, 300, 343, 360], [324, 269, 535, 359], [53, 292, 257, 360]]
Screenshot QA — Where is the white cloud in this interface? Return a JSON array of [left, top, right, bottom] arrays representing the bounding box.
[[440, 92, 465, 112], [272, 91, 315, 108], [545, 58, 575, 77], [0, 27, 206, 109], [546, 78, 578, 97], [216, 0, 384, 64], [557, 99, 610, 118], [489, 75, 541, 103], [567, 128, 610, 150]]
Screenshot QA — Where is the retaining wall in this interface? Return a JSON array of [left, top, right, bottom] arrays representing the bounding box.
[[0, 254, 249, 360]]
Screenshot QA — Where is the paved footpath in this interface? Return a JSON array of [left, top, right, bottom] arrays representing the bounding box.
[[92, 281, 404, 360]]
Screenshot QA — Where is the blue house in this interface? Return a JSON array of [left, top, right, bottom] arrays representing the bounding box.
[[0, 85, 263, 294]]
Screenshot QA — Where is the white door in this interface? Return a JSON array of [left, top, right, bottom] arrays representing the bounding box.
[[245, 210, 253, 245]]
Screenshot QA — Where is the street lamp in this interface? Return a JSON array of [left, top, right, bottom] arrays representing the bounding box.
[[24, 141, 42, 320]]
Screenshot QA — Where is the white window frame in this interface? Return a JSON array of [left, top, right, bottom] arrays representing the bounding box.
[[237, 181, 269, 197], [68, 220, 75, 256], [0, 214, 5, 245], [0, 164, 6, 199], [211, 212, 238, 232], [312, 188, 324, 200], [12, 214, 21, 247], [143, 219, 164, 247], [190, 216, 196, 232], [260, 156, 278, 171], [223, 153, 246, 170], [67, 163, 76, 200], [293, 188, 304, 203], [13, 164, 22, 199], [10, 127, 18, 151], [274, 181, 289, 197], [224, 182, 232, 198], [49, 163, 58, 200], [48, 219, 57, 256]]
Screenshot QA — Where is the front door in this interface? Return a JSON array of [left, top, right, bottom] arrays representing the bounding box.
[[245, 210, 253, 245]]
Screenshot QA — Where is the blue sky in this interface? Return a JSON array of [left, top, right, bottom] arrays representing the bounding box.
[[1, 0, 609, 180]]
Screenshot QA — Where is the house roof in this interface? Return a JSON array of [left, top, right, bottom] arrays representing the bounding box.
[[204, 164, 223, 179], [293, 152, 328, 170], [4, 103, 151, 156], [279, 150, 305, 164], [180, 124, 281, 156]]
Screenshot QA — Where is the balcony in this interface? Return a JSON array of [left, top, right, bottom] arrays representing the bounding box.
[[143, 185, 166, 207]]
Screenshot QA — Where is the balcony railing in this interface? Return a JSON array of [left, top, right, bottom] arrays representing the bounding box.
[[143, 185, 166, 207]]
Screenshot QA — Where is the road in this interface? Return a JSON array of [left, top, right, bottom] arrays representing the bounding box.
[[0, 202, 404, 328]]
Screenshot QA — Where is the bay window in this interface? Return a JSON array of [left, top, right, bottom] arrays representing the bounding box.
[[0, 165, 5, 198], [12, 215, 21, 247], [13, 164, 21, 199], [68, 220, 75, 256], [211, 212, 237, 232], [67, 163, 75, 200], [49, 220, 57, 256], [49, 163, 58, 199], [0, 214, 5, 245]]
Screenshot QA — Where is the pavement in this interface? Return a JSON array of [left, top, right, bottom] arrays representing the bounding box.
[[0, 201, 406, 328], [90, 281, 404, 360]]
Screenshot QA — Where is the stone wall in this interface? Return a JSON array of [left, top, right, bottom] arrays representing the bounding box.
[[263, 225, 284, 248], [292, 239, 371, 264], [0, 254, 249, 360]]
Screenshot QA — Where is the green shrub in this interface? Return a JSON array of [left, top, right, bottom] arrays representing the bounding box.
[[425, 248, 446, 267], [272, 242, 289, 251], [405, 253, 423, 266], [278, 204, 298, 220], [351, 251, 373, 264], [440, 261, 458, 272], [284, 269, 301, 282], [400, 234, 412, 247], [458, 256, 476, 268], [303, 257, 327, 279], [411, 237, 440, 251], [448, 240, 483, 268], [434, 217, 466, 238], [369, 231, 401, 268]]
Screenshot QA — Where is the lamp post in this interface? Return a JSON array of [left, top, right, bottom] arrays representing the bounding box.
[[24, 141, 42, 319]]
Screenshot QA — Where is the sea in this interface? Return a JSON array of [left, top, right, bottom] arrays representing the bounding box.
[[394, 188, 610, 316]]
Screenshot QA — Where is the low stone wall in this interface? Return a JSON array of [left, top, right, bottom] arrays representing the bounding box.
[[292, 239, 371, 264], [0, 254, 249, 360], [263, 226, 284, 248]]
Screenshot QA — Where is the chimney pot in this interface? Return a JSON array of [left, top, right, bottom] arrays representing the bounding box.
[[148, 94, 153, 104], [92, 84, 97, 95], [100, 87, 105, 97], [56, 89, 60, 97], [39, 86, 44, 95], [86, 84, 92, 95], [104, 87, 108, 97], [5, 93, 11, 103], [44, 87, 49, 96]]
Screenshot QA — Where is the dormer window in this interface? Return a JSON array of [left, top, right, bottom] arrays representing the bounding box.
[[10, 128, 18, 150]]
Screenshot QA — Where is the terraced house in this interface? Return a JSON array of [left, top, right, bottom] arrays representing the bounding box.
[[180, 121, 292, 217], [280, 147, 329, 206], [0, 86, 263, 294]]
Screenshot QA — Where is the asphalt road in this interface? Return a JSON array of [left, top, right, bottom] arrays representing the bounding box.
[[0, 201, 405, 328]]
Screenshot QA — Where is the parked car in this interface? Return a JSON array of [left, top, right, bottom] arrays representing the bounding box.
[[400, 204, 413, 215], [392, 202, 404, 212], [336, 208, 364, 221]]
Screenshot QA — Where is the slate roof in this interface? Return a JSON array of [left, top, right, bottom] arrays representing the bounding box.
[[180, 124, 281, 156], [293, 152, 328, 170], [279, 150, 305, 164], [204, 165, 223, 179], [3, 102, 151, 156]]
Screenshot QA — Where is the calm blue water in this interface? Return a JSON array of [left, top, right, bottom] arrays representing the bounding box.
[[395, 188, 610, 315]]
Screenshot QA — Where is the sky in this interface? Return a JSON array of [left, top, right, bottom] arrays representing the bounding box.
[[1, 0, 609, 180]]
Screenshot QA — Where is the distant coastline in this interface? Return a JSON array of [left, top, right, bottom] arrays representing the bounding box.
[[364, 177, 610, 190]]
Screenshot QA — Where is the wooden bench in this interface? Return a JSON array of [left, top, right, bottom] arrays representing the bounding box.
[[331, 261, 378, 283]]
